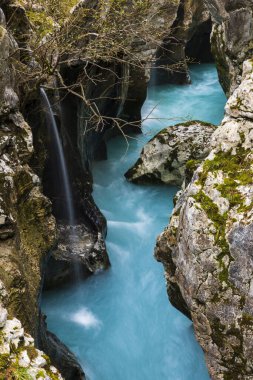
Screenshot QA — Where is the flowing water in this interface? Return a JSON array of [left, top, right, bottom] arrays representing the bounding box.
[[42, 64, 227, 380], [41, 88, 75, 225]]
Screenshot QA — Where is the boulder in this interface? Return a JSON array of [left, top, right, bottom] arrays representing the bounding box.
[[125, 121, 216, 186], [44, 224, 110, 289]]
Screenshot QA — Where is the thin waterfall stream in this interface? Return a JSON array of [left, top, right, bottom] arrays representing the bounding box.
[[41, 87, 75, 226], [42, 64, 227, 379]]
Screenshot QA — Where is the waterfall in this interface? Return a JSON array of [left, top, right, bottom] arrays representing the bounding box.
[[40, 88, 75, 226]]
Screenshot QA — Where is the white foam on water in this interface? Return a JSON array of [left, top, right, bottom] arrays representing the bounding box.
[[70, 308, 102, 329], [108, 208, 153, 237], [107, 242, 130, 261]]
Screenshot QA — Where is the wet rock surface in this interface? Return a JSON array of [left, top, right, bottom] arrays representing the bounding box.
[[38, 313, 86, 380], [156, 60, 253, 379], [44, 224, 109, 289], [125, 121, 216, 186]]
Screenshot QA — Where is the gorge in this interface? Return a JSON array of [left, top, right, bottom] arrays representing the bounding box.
[[0, 1, 253, 380], [42, 64, 226, 380]]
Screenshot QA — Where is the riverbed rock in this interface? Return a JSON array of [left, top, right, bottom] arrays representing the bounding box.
[[155, 59, 253, 379], [44, 224, 109, 288], [125, 121, 216, 186]]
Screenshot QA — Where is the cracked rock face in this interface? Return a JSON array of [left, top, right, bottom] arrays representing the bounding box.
[[205, 0, 253, 95], [0, 7, 86, 379], [0, 283, 62, 380], [125, 121, 216, 186], [44, 224, 110, 288], [155, 60, 253, 379], [0, 110, 54, 339]]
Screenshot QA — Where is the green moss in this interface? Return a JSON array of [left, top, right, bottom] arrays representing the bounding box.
[[0, 353, 10, 371], [194, 145, 253, 302], [25, 0, 79, 32], [36, 370, 46, 379], [240, 313, 253, 326], [230, 96, 243, 110], [216, 178, 243, 208], [193, 190, 231, 285], [47, 370, 60, 380], [193, 191, 227, 233], [210, 318, 225, 347], [10, 366, 33, 380], [237, 171, 253, 185], [186, 159, 201, 171], [198, 147, 253, 213], [0, 356, 33, 380], [42, 354, 50, 363], [185, 158, 203, 184], [26, 11, 55, 38]]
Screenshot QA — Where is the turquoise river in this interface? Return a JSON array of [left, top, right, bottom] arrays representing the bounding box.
[[42, 64, 227, 380]]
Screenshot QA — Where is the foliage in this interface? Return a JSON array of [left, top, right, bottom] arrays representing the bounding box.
[[11, 0, 167, 82], [6, 0, 176, 136]]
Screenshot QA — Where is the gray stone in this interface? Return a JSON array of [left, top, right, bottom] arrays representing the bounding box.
[[125, 121, 216, 186], [0, 305, 7, 327], [156, 60, 253, 379], [205, 0, 253, 95]]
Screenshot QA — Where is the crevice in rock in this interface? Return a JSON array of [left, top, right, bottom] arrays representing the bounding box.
[[151, 0, 213, 86], [185, 19, 213, 63]]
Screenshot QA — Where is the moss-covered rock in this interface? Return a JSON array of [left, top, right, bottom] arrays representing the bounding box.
[[0, 291, 63, 380], [156, 60, 253, 379]]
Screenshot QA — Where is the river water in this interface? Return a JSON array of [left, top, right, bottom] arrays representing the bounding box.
[[42, 64, 226, 380]]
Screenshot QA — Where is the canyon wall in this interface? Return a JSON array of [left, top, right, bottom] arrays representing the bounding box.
[[1, 0, 253, 379], [0, 3, 85, 379], [205, 0, 253, 95], [156, 59, 253, 380], [155, 1, 253, 378]]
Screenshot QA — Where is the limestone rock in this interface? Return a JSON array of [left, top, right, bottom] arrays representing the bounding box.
[[0, 299, 63, 380], [205, 0, 253, 95], [0, 5, 85, 379], [125, 121, 216, 186], [0, 305, 7, 328], [44, 224, 110, 289], [156, 60, 253, 379], [155, 0, 211, 84]]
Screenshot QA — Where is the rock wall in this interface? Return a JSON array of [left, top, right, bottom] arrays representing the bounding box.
[[155, 0, 211, 84], [0, 5, 85, 379], [0, 282, 63, 379], [205, 0, 253, 95], [156, 60, 253, 379], [0, 6, 54, 340]]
